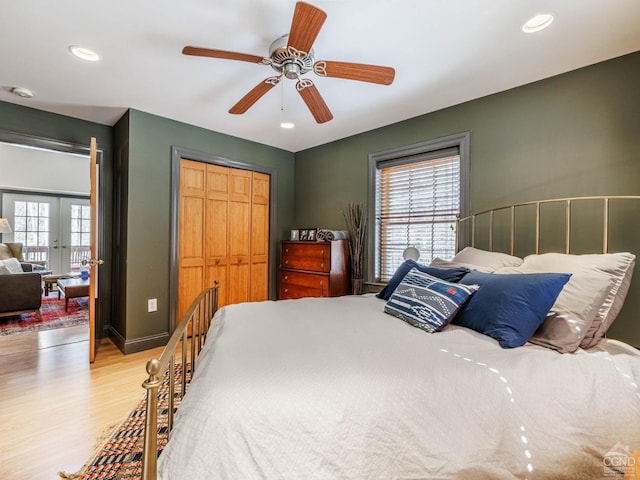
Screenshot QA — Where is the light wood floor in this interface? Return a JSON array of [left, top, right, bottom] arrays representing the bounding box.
[[0, 326, 164, 480]]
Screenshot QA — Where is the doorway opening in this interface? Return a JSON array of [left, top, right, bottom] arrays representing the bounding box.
[[0, 133, 101, 348]]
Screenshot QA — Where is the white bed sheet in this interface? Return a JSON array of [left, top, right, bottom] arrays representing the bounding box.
[[158, 294, 640, 479]]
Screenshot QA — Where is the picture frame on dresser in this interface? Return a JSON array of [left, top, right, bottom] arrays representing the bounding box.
[[290, 229, 300, 241], [300, 228, 317, 241]]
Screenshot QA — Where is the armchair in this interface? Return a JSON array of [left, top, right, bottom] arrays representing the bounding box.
[[0, 269, 42, 321], [0, 242, 48, 271]]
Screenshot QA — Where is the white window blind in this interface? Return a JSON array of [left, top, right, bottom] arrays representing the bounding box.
[[375, 148, 460, 281]]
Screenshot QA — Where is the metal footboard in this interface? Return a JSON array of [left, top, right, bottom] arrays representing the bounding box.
[[141, 282, 219, 480]]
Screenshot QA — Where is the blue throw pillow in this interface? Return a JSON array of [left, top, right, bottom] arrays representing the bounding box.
[[384, 268, 479, 333], [377, 260, 470, 300], [455, 270, 571, 348]]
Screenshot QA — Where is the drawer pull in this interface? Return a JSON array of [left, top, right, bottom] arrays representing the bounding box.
[[320, 263, 324, 268], [284, 288, 288, 293], [285, 260, 289, 264], [284, 275, 288, 280]]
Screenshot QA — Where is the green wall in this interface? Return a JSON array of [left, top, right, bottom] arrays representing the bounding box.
[[293, 51, 640, 346], [119, 109, 295, 345]]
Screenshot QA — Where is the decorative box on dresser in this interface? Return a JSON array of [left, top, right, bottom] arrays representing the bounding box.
[[279, 240, 351, 299]]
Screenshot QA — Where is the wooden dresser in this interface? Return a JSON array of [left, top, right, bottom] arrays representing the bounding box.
[[279, 240, 350, 299]]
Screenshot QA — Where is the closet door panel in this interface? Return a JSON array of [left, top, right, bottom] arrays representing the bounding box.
[[179, 160, 206, 318], [250, 172, 270, 301], [228, 262, 250, 305]]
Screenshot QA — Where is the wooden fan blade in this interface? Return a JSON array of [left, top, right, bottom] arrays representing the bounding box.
[[296, 79, 333, 124], [314, 61, 395, 85], [229, 77, 281, 114], [182, 46, 265, 64], [287, 2, 327, 54]]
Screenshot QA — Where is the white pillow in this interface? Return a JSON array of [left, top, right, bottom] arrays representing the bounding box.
[[450, 246, 523, 272], [508, 252, 636, 349], [0, 257, 24, 274]]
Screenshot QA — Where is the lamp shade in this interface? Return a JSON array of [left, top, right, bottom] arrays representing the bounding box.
[[402, 246, 420, 261], [0, 218, 12, 234]]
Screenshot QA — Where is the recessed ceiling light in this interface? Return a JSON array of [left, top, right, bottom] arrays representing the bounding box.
[[522, 14, 554, 33], [280, 122, 295, 129], [68, 45, 101, 62], [9, 87, 34, 98]]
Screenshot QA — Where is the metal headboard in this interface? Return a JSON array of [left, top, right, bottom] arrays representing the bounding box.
[[456, 195, 640, 256]]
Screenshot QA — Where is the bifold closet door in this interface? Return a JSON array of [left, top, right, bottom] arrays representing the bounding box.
[[179, 159, 269, 319]]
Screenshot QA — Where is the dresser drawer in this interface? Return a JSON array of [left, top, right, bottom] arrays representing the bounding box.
[[282, 243, 330, 259], [280, 283, 326, 300], [281, 271, 328, 290], [281, 255, 330, 273]]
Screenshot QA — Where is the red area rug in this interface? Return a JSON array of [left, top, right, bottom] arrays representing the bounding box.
[[59, 364, 187, 480], [0, 294, 88, 336]]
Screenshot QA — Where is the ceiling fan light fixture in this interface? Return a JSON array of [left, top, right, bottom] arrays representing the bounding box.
[[280, 121, 295, 129], [69, 45, 101, 61], [522, 14, 554, 33]]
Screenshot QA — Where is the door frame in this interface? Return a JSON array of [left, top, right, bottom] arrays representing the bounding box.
[[169, 146, 277, 332], [0, 130, 107, 340]]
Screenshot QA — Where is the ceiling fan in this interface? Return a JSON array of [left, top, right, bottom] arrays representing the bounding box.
[[182, 1, 395, 124]]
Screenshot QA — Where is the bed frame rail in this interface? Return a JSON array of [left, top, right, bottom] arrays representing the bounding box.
[[141, 282, 219, 480], [456, 195, 640, 255]]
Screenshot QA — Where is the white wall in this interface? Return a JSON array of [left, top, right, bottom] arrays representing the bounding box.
[[0, 142, 89, 195]]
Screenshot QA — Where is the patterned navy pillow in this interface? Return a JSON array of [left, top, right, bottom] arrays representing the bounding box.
[[377, 260, 470, 300], [384, 268, 479, 333]]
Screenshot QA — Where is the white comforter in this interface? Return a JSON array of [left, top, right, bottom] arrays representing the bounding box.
[[158, 295, 640, 479]]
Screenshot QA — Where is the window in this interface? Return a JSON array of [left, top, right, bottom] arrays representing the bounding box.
[[368, 132, 470, 282], [13, 200, 51, 264]]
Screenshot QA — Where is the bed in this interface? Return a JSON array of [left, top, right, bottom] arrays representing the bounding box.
[[142, 197, 640, 480]]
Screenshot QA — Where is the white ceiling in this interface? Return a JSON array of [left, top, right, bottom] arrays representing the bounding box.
[[1, 1, 639, 153]]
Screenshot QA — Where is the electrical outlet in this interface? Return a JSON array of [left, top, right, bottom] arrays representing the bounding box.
[[147, 298, 158, 312]]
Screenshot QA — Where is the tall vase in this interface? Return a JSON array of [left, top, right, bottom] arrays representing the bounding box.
[[351, 278, 363, 295]]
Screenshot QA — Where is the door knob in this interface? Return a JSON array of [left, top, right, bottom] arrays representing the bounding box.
[[82, 258, 105, 267]]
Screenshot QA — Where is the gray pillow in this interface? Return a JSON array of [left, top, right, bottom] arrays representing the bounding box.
[[513, 252, 636, 349]]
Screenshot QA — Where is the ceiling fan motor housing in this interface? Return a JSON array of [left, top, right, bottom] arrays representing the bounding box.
[[269, 34, 314, 79]]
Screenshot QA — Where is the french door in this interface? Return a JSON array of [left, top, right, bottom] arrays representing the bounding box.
[[2, 193, 90, 274]]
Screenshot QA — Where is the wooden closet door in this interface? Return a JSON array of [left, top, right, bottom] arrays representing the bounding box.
[[206, 165, 229, 307], [250, 171, 270, 301], [178, 159, 205, 319], [179, 160, 269, 316], [227, 169, 251, 305]]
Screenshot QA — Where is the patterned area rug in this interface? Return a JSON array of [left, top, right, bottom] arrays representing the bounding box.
[[59, 363, 187, 480], [0, 294, 88, 336]]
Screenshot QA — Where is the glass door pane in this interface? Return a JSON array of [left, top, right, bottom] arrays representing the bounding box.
[[65, 200, 91, 272], [3, 193, 61, 272]]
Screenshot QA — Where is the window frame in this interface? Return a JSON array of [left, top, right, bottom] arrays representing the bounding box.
[[367, 131, 471, 283]]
